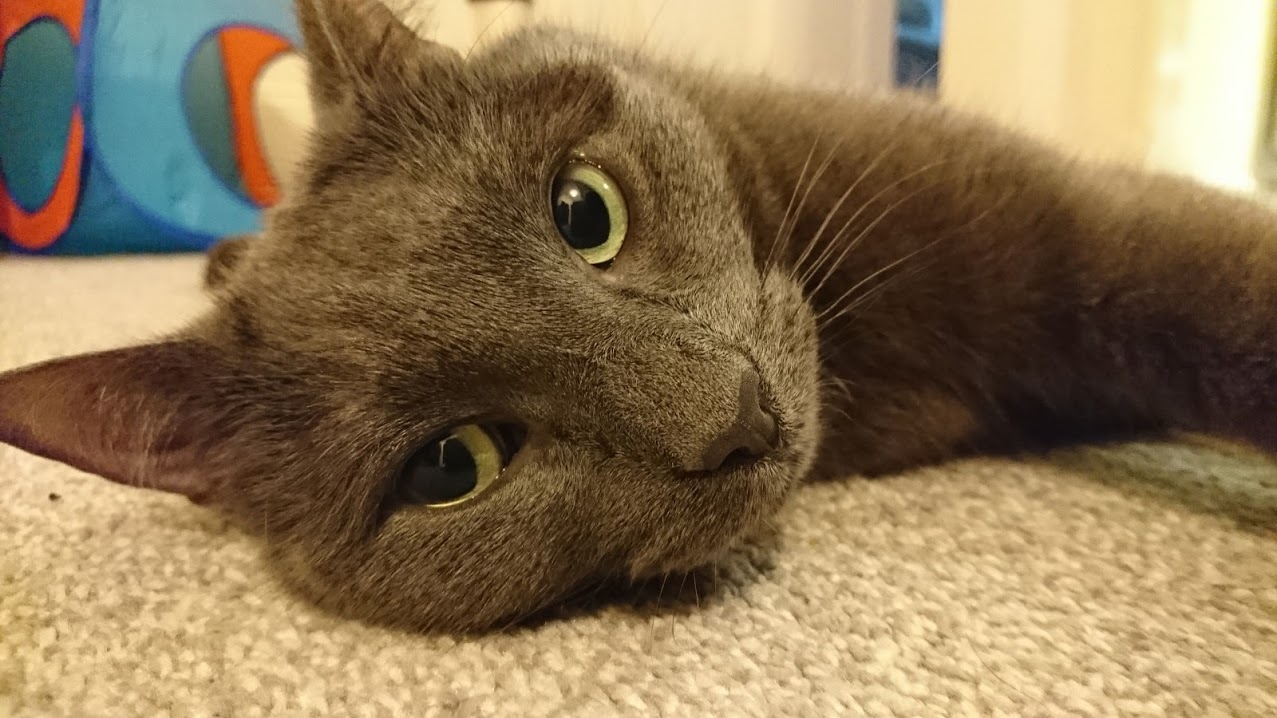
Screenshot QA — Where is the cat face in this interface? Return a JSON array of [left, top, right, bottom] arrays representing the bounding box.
[[0, 0, 820, 631]]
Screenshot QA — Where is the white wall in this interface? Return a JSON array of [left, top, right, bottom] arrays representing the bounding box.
[[494, 0, 896, 92], [941, 0, 1276, 192], [1145, 0, 1273, 192]]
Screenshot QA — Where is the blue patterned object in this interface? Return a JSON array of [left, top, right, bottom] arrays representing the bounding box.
[[1, 0, 301, 254]]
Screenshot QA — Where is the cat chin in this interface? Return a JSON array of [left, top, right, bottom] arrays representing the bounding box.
[[629, 460, 797, 580], [637, 519, 780, 579]]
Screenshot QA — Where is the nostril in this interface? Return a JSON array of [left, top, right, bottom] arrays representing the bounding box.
[[687, 369, 780, 473], [738, 368, 778, 449], [717, 445, 761, 472], [753, 401, 779, 450]]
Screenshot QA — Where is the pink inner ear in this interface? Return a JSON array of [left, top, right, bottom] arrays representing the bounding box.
[[0, 342, 226, 501]]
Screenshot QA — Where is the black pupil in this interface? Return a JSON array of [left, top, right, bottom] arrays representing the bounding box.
[[552, 177, 610, 250], [400, 435, 478, 504]]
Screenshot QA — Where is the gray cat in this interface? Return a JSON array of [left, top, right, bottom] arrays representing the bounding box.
[[3, 0, 1276, 632]]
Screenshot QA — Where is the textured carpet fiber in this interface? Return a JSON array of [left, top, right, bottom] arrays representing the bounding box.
[[2, 255, 1275, 716]]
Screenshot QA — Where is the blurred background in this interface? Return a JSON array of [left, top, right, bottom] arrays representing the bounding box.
[[3, 0, 1276, 255], [453, 0, 1276, 195]]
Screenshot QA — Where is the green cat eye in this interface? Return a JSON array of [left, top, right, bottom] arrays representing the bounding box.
[[551, 161, 628, 266], [398, 424, 506, 508]]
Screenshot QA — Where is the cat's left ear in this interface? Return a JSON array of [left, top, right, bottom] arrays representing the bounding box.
[[295, 0, 461, 110], [0, 342, 239, 503]]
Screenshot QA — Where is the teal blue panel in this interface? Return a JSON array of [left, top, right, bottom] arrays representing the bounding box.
[[182, 34, 248, 200], [6, 154, 201, 255], [90, 0, 301, 238], [37, 157, 185, 254], [0, 19, 79, 213]]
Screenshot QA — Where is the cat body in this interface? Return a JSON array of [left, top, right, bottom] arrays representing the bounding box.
[[2, 0, 1274, 632], [698, 76, 1277, 477]]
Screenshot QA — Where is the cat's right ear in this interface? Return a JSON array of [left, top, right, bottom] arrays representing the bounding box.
[[0, 342, 240, 504], [295, 0, 461, 110]]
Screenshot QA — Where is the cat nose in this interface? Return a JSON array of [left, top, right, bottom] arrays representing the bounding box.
[[687, 369, 779, 473]]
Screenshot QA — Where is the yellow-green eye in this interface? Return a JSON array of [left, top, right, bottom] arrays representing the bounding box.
[[398, 424, 506, 508], [551, 161, 628, 266]]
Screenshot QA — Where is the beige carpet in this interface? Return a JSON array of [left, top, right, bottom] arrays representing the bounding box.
[[2, 255, 1275, 716]]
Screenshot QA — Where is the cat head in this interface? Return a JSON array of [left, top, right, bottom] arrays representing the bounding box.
[[0, 0, 821, 631]]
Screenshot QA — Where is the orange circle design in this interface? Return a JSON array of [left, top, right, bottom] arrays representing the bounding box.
[[219, 27, 291, 208], [1, 0, 85, 249]]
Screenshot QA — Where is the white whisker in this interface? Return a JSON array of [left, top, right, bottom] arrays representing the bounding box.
[[765, 138, 821, 271], [791, 137, 905, 278], [817, 234, 946, 325], [799, 159, 951, 292], [771, 138, 848, 271]]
